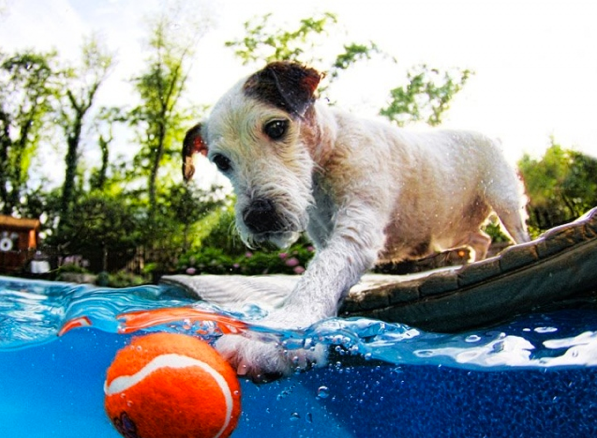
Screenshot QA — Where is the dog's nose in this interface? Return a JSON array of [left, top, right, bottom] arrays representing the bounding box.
[[243, 199, 283, 234]]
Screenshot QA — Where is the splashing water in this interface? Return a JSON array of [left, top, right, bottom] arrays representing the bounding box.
[[1, 275, 597, 371]]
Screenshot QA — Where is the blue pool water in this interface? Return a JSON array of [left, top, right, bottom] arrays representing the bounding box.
[[1, 275, 597, 437]]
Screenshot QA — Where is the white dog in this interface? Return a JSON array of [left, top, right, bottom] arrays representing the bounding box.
[[183, 62, 529, 381]]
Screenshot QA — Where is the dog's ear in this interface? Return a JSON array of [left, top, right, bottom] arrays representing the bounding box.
[[182, 123, 208, 182], [243, 62, 324, 117]]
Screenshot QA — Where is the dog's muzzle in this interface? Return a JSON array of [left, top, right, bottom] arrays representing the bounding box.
[[242, 198, 285, 235]]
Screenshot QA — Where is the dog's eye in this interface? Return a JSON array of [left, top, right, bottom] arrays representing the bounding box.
[[264, 120, 288, 140], [212, 154, 232, 172]]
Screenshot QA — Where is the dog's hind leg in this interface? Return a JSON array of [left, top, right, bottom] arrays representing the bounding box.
[[463, 230, 492, 261]]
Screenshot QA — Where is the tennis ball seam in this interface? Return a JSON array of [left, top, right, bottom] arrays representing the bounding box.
[[104, 353, 234, 438]]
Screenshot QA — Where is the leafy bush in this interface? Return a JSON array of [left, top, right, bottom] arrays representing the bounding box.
[[57, 263, 91, 274], [519, 143, 597, 233], [96, 270, 149, 288], [482, 215, 511, 243], [197, 208, 247, 257], [179, 241, 315, 276], [179, 204, 316, 276]]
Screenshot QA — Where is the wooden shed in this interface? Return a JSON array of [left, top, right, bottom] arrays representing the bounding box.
[[0, 215, 41, 273]]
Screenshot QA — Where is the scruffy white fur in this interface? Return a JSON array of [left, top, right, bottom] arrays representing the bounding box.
[[183, 62, 529, 381]]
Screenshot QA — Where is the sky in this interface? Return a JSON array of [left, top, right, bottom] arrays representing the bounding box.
[[0, 0, 595, 186]]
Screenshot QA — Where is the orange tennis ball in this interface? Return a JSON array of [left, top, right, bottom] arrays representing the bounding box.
[[104, 332, 241, 438]]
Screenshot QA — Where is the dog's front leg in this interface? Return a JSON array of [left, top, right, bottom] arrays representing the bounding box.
[[216, 206, 386, 381], [284, 227, 382, 320]]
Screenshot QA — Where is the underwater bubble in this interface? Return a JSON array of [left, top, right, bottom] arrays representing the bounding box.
[[289, 412, 300, 421], [491, 341, 505, 353], [277, 387, 293, 401], [330, 335, 343, 344], [465, 335, 481, 343], [392, 366, 404, 374], [317, 386, 330, 399], [415, 350, 434, 357], [535, 327, 558, 334]]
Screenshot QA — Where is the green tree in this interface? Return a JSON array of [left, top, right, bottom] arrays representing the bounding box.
[[226, 12, 469, 126], [164, 182, 226, 253], [89, 106, 125, 192], [129, 13, 196, 219], [141, 182, 225, 277], [198, 206, 246, 257], [0, 50, 57, 215], [225, 12, 380, 90], [519, 141, 597, 233], [58, 36, 113, 217], [126, 10, 217, 279], [226, 12, 338, 66], [47, 191, 144, 272], [379, 64, 471, 127]]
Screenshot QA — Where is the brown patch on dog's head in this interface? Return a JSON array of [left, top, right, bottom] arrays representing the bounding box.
[[182, 123, 208, 181], [243, 62, 323, 117]]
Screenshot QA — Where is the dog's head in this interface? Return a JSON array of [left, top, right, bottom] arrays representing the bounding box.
[[183, 62, 324, 248]]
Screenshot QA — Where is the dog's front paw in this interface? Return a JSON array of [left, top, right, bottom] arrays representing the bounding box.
[[215, 334, 327, 383]]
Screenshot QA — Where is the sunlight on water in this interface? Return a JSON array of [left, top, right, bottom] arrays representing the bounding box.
[[1, 275, 597, 371]]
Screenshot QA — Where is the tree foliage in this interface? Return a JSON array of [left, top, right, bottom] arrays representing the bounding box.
[[225, 12, 380, 90], [226, 12, 338, 66], [151, 183, 226, 258], [121, 12, 219, 277], [0, 50, 57, 215], [519, 141, 597, 233], [129, 13, 196, 217], [58, 36, 113, 217], [0, 16, 220, 280], [46, 191, 144, 272], [88, 106, 125, 192], [226, 12, 469, 127], [379, 64, 471, 126]]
